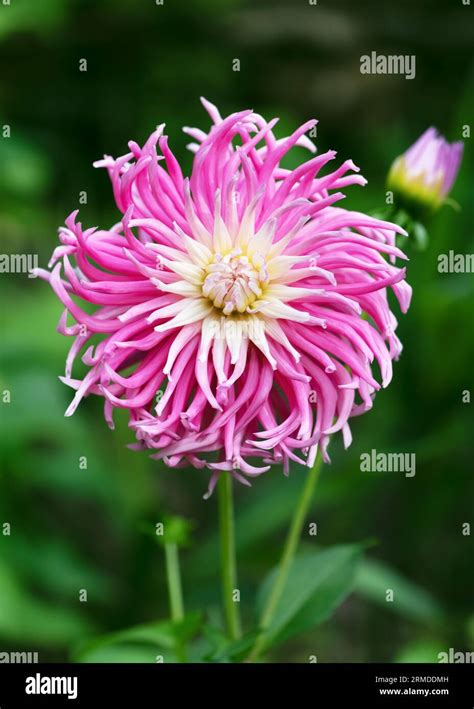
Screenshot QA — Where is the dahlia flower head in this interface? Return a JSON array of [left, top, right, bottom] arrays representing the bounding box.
[[39, 98, 412, 495]]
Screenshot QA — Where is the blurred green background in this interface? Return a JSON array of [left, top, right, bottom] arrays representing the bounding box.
[[0, 0, 473, 662]]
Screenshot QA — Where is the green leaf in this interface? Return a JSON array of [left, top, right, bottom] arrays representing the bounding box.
[[204, 627, 261, 663], [77, 643, 175, 664], [0, 559, 95, 646], [395, 640, 444, 664], [0, 0, 69, 40], [412, 221, 429, 251], [257, 544, 364, 650], [1, 534, 110, 603], [73, 612, 202, 663], [355, 558, 444, 624]]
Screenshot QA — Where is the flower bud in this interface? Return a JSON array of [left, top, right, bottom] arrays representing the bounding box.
[[388, 128, 463, 215]]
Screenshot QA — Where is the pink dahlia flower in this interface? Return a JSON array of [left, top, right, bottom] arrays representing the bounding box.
[[38, 99, 411, 494], [388, 127, 463, 212]]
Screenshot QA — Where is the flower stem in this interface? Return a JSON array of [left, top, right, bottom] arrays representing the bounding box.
[[247, 453, 323, 662], [165, 542, 184, 621], [164, 542, 187, 662], [218, 473, 242, 641]]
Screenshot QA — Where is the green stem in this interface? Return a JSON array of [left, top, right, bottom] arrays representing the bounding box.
[[247, 453, 323, 662], [165, 542, 184, 621], [218, 473, 242, 641], [164, 542, 187, 662]]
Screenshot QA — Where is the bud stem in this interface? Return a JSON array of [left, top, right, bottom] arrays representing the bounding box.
[[246, 453, 323, 662]]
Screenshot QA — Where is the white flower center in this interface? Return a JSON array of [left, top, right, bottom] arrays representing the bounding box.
[[202, 248, 269, 315]]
